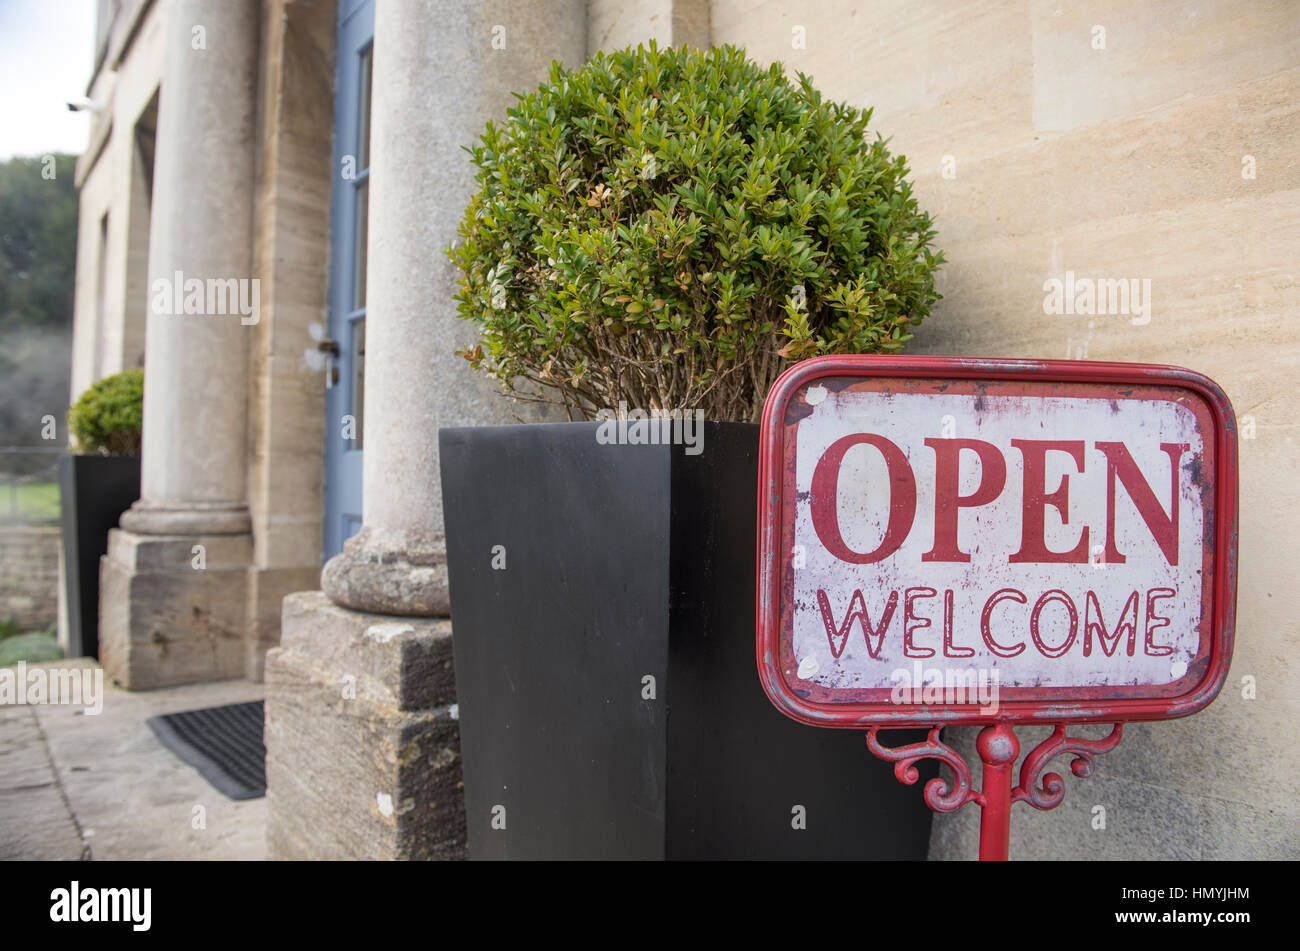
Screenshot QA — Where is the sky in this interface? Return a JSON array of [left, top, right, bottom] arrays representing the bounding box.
[[0, 0, 96, 159]]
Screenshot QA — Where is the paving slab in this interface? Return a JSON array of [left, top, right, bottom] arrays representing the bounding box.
[[0, 703, 85, 860], [2, 659, 267, 860]]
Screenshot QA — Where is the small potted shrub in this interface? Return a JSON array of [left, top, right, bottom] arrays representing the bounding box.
[[439, 43, 944, 859], [60, 369, 143, 658]]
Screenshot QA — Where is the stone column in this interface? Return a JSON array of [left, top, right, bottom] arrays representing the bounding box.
[[99, 0, 259, 689], [320, 1, 582, 615], [587, 0, 710, 55], [266, 0, 586, 860]]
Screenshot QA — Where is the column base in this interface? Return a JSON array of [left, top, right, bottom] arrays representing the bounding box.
[[120, 499, 252, 536], [264, 591, 464, 860], [99, 528, 253, 689], [320, 525, 449, 616]]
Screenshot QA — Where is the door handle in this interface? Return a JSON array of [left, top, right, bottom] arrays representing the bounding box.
[[319, 337, 341, 387]]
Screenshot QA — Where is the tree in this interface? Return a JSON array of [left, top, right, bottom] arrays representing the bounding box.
[[0, 153, 79, 446]]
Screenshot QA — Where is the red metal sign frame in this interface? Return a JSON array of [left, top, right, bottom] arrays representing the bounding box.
[[757, 355, 1238, 731]]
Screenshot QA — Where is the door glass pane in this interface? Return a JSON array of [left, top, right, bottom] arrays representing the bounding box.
[[350, 317, 365, 450], [357, 46, 372, 172], [353, 179, 368, 309]]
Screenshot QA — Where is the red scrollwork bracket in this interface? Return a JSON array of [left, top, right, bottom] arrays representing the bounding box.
[[1013, 722, 1124, 810], [866, 726, 979, 813], [866, 722, 1124, 860]]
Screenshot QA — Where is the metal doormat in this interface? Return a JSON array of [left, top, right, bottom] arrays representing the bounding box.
[[146, 700, 266, 800]]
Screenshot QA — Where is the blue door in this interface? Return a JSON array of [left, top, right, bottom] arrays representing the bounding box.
[[323, 0, 374, 561]]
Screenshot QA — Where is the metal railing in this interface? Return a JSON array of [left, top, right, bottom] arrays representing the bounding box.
[[0, 447, 66, 524]]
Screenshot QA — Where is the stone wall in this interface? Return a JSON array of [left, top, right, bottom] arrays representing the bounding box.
[[0, 526, 60, 632], [244, 0, 338, 677], [712, 0, 1300, 859], [71, 0, 163, 400]]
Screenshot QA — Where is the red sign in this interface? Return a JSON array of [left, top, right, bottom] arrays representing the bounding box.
[[757, 356, 1238, 729]]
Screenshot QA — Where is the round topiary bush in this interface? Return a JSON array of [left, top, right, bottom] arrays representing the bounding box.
[[67, 368, 143, 455], [449, 42, 944, 422]]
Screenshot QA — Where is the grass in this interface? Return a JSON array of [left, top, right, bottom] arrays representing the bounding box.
[[0, 633, 63, 667], [1, 481, 60, 521]]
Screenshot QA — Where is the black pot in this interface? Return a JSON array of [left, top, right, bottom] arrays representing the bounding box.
[[439, 421, 935, 860], [59, 453, 140, 659]]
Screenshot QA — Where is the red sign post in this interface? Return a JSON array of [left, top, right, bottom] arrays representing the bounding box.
[[756, 356, 1238, 860]]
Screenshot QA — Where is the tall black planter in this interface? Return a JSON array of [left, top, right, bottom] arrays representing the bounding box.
[[439, 421, 935, 860], [59, 454, 140, 659]]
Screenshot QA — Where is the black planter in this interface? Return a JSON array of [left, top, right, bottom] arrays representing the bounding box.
[[439, 421, 935, 860], [59, 454, 140, 659]]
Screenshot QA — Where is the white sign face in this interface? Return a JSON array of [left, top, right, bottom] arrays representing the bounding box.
[[757, 359, 1237, 728], [789, 387, 1208, 696]]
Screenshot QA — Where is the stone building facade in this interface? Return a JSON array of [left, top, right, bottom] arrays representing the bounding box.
[[71, 0, 1297, 859]]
